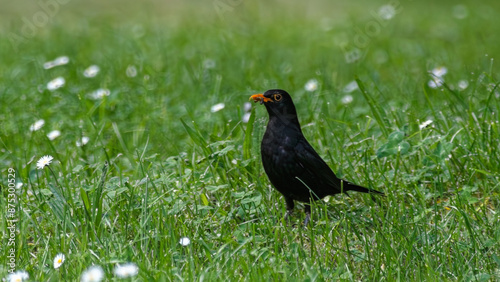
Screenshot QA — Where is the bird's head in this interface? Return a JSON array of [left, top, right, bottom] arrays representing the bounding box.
[[250, 89, 298, 122]]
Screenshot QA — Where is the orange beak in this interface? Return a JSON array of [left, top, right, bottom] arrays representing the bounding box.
[[250, 94, 273, 104]]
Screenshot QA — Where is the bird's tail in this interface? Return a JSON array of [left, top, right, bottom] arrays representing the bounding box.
[[343, 181, 384, 195]]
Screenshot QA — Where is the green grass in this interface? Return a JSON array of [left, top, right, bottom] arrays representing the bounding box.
[[1, 0, 500, 281]]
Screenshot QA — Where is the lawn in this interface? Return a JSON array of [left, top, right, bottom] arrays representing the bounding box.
[[1, 0, 499, 281]]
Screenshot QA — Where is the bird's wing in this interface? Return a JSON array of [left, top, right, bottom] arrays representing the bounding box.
[[293, 138, 345, 194], [294, 138, 382, 195]]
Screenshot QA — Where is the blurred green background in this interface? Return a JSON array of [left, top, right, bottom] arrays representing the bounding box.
[[2, 0, 499, 162]]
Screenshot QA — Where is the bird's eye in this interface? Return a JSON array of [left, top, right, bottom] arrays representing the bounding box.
[[274, 94, 282, 101]]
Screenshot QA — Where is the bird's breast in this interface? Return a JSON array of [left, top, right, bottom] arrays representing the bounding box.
[[261, 130, 301, 180]]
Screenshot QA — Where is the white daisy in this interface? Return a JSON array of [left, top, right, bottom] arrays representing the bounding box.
[[54, 253, 65, 269], [419, 120, 433, 129], [47, 77, 65, 91], [428, 77, 444, 88], [36, 155, 53, 170], [243, 102, 252, 112], [76, 136, 90, 147], [81, 265, 104, 282], [343, 80, 359, 93], [29, 119, 45, 131], [114, 263, 139, 278], [47, 130, 61, 140], [43, 56, 69, 69], [83, 65, 100, 78], [7, 270, 29, 282], [341, 95, 353, 105], [242, 112, 251, 123], [304, 79, 319, 92], [431, 66, 448, 78], [179, 237, 190, 246], [211, 103, 225, 113], [378, 4, 396, 20], [89, 88, 110, 100], [126, 65, 137, 77], [458, 80, 469, 90], [54, 56, 70, 65]]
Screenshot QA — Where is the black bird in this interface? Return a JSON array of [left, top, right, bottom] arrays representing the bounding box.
[[250, 89, 383, 225]]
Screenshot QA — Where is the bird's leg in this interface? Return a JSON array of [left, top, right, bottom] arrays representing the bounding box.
[[284, 196, 294, 221], [303, 204, 311, 226]]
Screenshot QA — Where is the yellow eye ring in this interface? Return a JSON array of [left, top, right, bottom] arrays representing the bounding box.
[[274, 94, 282, 101]]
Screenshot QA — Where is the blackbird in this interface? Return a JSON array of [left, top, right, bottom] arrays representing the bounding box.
[[250, 89, 383, 225]]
